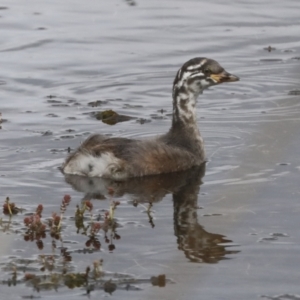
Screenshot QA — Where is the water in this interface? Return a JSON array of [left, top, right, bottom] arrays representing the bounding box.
[[1, 0, 300, 299]]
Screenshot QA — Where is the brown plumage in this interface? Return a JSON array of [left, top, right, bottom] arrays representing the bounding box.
[[62, 57, 239, 179]]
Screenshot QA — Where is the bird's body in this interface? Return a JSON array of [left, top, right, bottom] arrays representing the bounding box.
[[62, 57, 239, 179]]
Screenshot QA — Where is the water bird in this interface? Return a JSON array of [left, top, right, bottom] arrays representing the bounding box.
[[62, 57, 239, 179]]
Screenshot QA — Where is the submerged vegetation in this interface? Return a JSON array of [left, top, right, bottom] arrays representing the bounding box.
[[93, 109, 134, 125], [0, 167, 238, 297], [0, 194, 169, 296]]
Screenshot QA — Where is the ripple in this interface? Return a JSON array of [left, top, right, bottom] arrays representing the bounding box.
[[0, 39, 53, 52], [1, 1, 300, 299]]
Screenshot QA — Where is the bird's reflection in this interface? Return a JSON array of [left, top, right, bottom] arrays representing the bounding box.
[[64, 164, 239, 263]]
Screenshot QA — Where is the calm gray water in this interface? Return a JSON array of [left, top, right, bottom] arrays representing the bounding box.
[[1, 0, 300, 299]]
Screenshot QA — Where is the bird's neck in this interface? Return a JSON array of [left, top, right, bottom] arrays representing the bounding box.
[[161, 83, 204, 157], [171, 84, 202, 133]]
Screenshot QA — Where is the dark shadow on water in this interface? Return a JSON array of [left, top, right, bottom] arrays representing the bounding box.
[[64, 164, 239, 264]]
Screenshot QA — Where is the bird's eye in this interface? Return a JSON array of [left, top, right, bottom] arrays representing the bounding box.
[[204, 69, 211, 76]]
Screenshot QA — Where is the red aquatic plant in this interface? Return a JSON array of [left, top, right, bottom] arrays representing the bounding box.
[[23, 205, 47, 244], [3, 197, 22, 215], [49, 195, 72, 239]]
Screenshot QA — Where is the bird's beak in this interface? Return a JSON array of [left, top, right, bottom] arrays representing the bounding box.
[[210, 71, 239, 83]]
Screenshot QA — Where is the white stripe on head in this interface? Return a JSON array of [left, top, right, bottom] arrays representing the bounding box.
[[189, 72, 205, 78], [186, 59, 207, 71]]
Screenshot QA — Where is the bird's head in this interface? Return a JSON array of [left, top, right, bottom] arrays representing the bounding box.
[[173, 57, 239, 98]]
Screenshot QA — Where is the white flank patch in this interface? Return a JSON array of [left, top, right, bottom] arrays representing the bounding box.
[[63, 152, 121, 177]]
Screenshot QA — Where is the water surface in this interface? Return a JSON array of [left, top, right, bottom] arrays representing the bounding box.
[[1, 0, 300, 299]]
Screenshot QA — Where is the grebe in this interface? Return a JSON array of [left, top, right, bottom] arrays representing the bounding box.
[[62, 57, 239, 179]]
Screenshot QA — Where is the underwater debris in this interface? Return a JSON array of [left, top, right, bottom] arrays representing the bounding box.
[[93, 109, 134, 125]]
